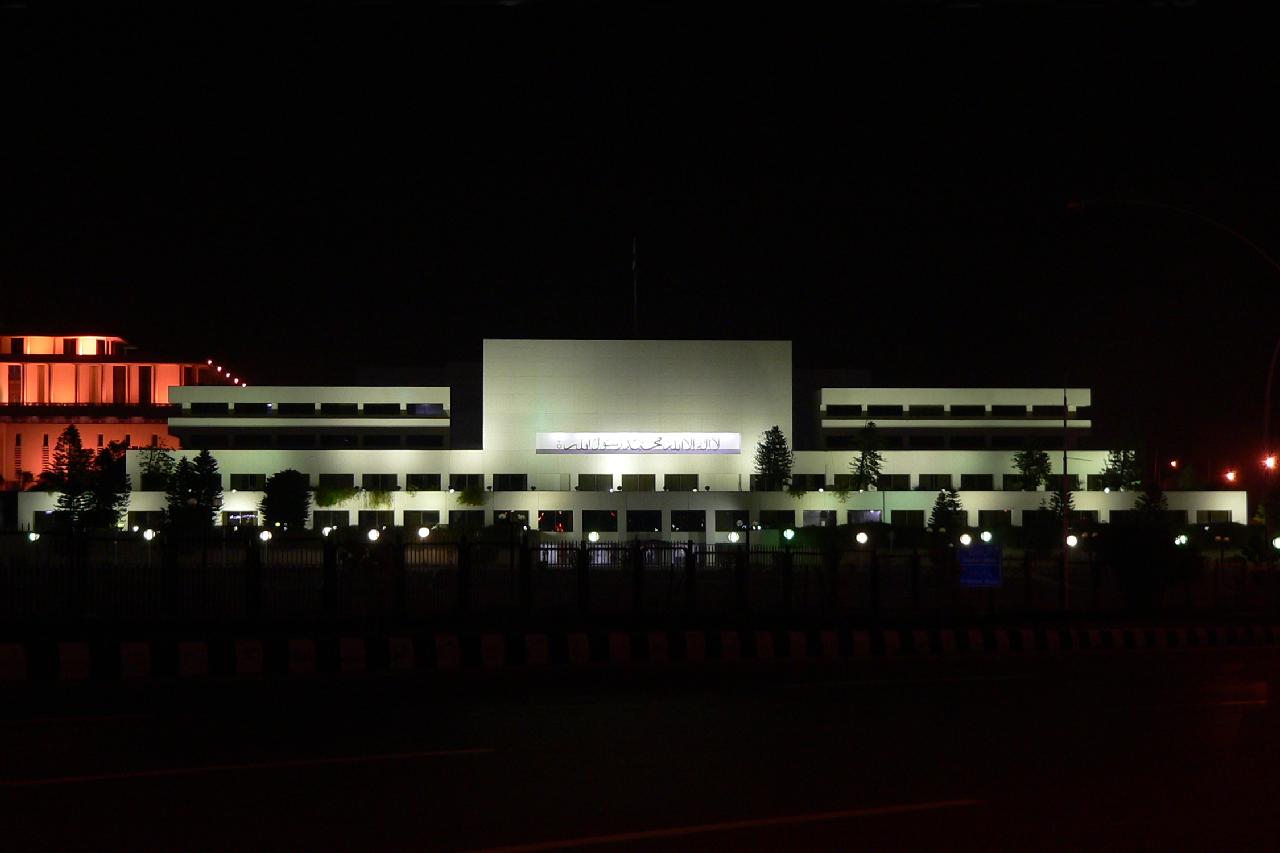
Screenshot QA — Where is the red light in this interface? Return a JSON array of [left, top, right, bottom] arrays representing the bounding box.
[[1225, 470, 1238, 483], [1169, 459, 1179, 469], [1265, 456, 1277, 471]]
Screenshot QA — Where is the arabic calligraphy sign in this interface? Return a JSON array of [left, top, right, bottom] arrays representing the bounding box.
[[535, 432, 741, 454]]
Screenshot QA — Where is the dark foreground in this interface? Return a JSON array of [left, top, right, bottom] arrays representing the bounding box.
[[3, 649, 1280, 851]]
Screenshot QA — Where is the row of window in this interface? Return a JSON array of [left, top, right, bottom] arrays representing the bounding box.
[[824, 404, 1090, 418], [206, 472, 1126, 493], [181, 433, 446, 450], [187, 402, 445, 416], [120, 507, 1233, 534]]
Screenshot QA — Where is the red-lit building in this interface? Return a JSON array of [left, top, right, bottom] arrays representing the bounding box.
[[0, 334, 227, 487]]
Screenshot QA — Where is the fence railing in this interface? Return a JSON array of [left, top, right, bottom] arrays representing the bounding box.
[[1, 531, 1276, 627]]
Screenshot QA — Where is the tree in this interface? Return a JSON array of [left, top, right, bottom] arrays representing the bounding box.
[[1046, 489, 1076, 520], [138, 446, 175, 491], [754, 425, 794, 492], [165, 457, 201, 529], [849, 421, 884, 491], [1135, 480, 1169, 517], [40, 425, 94, 524], [1011, 446, 1052, 491], [191, 449, 224, 527], [259, 469, 312, 529], [928, 488, 965, 533], [83, 441, 130, 529], [1100, 449, 1140, 492]]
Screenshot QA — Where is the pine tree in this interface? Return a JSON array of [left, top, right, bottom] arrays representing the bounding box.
[[1100, 449, 1140, 491], [849, 421, 884, 491], [754, 426, 794, 492], [1011, 446, 1052, 491], [191, 449, 223, 527], [260, 469, 312, 529], [166, 457, 200, 529], [1135, 481, 1168, 516], [928, 488, 965, 533], [44, 425, 94, 524], [83, 441, 130, 529], [1047, 488, 1076, 517]]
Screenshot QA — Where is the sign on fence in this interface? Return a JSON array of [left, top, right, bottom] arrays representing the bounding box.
[[959, 543, 1003, 588]]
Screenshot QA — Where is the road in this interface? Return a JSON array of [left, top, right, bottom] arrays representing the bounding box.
[[3, 649, 1280, 851]]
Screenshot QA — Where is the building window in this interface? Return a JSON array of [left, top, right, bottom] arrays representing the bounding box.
[[950, 404, 985, 417], [313, 510, 349, 529], [802, 510, 838, 527], [714, 510, 749, 532], [362, 403, 400, 416], [866, 404, 903, 417], [276, 434, 316, 449], [362, 473, 399, 491], [62, 338, 76, 355], [991, 405, 1027, 417], [626, 509, 661, 533], [358, 510, 395, 528], [908, 436, 945, 450], [220, 510, 258, 528], [229, 474, 266, 491], [1196, 510, 1232, 524], [234, 402, 269, 415], [876, 474, 910, 491], [620, 474, 655, 492], [320, 403, 358, 416], [406, 473, 442, 491], [670, 510, 705, 533], [917, 474, 952, 491], [320, 434, 358, 448], [1002, 474, 1026, 491], [1043, 475, 1081, 493], [494, 509, 529, 527], [405, 434, 445, 448], [318, 473, 356, 489], [949, 436, 986, 450], [826, 404, 863, 417], [960, 474, 994, 491], [407, 403, 445, 416], [977, 509, 1012, 529], [362, 434, 402, 449], [791, 474, 825, 491], [191, 402, 229, 414], [891, 510, 925, 529], [577, 473, 613, 492], [125, 510, 166, 530], [663, 473, 699, 492], [403, 510, 441, 527], [582, 509, 618, 532], [278, 402, 315, 415], [1086, 474, 1105, 491], [449, 473, 483, 491], [847, 510, 882, 525], [832, 474, 854, 490], [758, 509, 795, 530], [537, 510, 574, 533], [9, 337, 24, 355], [1031, 405, 1065, 417], [492, 473, 528, 491], [908, 405, 944, 417]]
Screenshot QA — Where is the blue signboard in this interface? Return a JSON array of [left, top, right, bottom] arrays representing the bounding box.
[[958, 543, 1003, 588]]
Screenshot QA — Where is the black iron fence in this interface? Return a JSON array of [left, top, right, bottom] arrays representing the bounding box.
[[1, 531, 1277, 628]]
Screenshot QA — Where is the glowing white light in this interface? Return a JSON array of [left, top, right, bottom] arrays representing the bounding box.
[[728, 531, 740, 543], [142, 529, 156, 542], [418, 526, 431, 540], [980, 530, 993, 543], [1272, 535, 1280, 550], [27, 532, 40, 542], [818, 487, 824, 493], [783, 528, 795, 541], [131, 526, 139, 533], [367, 528, 380, 542], [448, 488, 455, 494], [1103, 487, 1110, 494], [959, 533, 972, 546], [322, 526, 333, 537], [587, 531, 600, 543], [258, 530, 272, 542], [855, 531, 869, 545], [1066, 534, 1079, 548]]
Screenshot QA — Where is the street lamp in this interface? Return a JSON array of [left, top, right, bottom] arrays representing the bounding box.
[[1066, 534, 1079, 549], [587, 531, 600, 543], [367, 528, 381, 542], [27, 531, 39, 543], [728, 531, 740, 544], [782, 528, 795, 542], [258, 530, 272, 542], [1225, 469, 1238, 484], [322, 526, 333, 537], [959, 533, 972, 547], [855, 531, 869, 546], [142, 528, 156, 542], [417, 526, 431, 540], [980, 530, 993, 543]]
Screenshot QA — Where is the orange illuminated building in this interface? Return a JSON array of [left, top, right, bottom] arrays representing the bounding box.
[[0, 334, 233, 487]]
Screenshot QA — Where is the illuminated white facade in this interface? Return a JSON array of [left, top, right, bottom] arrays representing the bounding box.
[[15, 339, 1248, 538]]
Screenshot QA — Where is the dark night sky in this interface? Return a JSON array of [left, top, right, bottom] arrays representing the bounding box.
[[3, 3, 1279, 476]]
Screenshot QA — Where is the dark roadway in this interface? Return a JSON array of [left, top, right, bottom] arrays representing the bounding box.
[[3, 650, 1280, 851]]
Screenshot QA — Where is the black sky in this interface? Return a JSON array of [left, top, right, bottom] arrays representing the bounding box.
[[3, 3, 1279, 474]]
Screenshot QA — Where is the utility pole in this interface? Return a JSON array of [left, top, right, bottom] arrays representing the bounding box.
[[1061, 382, 1070, 612]]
